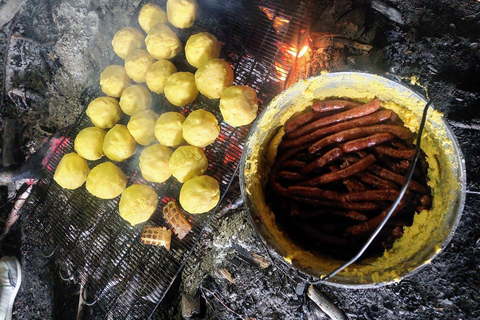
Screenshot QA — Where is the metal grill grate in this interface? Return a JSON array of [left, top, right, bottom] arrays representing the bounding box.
[[19, 0, 313, 318]]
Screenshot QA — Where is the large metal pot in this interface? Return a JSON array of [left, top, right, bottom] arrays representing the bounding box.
[[239, 72, 466, 287]]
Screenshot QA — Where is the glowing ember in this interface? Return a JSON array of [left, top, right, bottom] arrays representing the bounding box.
[[258, 6, 290, 33], [274, 62, 288, 81]]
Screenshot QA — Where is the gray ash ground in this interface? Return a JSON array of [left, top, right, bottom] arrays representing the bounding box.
[[1, 0, 480, 319]]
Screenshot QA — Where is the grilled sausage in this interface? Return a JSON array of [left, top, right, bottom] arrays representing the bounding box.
[[302, 148, 343, 173], [312, 99, 362, 112], [342, 132, 395, 153]]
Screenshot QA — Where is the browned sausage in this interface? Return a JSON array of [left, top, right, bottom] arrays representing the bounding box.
[[367, 165, 427, 193], [309, 125, 410, 154], [290, 196, 378, 211], [280, 109, 393, 149], [287, 98, 382, 138], [281, 160, 307, 169], [278, 171, 307, 181], [301, 154, 376, 186], [312, 99, 362, 112], [374, 146, 415, 159], [342, 132, 395, 153], [287, 185, 344, 201], [329, 164, 367, 192], [355, 171, 399, 190], [302, 148, 343, 173], [284, 111, 324, 134], [344, 190, 400, 202]]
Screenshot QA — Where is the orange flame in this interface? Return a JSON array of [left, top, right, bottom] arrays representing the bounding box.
[[274, 62, 288, 81], [258, 6, 290, 33]]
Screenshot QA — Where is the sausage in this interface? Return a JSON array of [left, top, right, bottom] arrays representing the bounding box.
[[287, 185, 344, 201], [367, 165, 427, 193], [281, 160, 307, 169], [302, 148, 343, 173], [344, 190, 400, 202], [329, 164, 367, 192], [301, 154, 376, 186], [287, 98, 382, 138], [284, 110, 324, 134], [278, 171, 307, 181], [374, 146, 415, 159], [312, 99, 362, 112], [342, 132, 395, 153], [355, 171, 399, 190], [290, 196, 379, 211], [309, 124, 411, 154], [280, 109, 393, 149]]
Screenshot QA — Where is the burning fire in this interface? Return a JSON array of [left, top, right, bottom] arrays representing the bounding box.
[[274, 62, 289, 81], [274, 43, 310, 82], [258, 6, 290, 33]]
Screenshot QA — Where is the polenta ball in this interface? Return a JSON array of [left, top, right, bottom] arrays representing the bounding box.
[[86, 97, 123, 129], [100, 65, 131, 98], [179, 175, 220, 214], [195, 59, 234, 99], [219, 85, 258, 127], [86, 162, 127, 199], [139, 144, 173, 183], [182, 109, 219, 147], [185, 32, 221, 68], [111, 27, 145, 60], [54, 153, 89, 189], [103, 124, 137, 162], [164, 72, 198, 107], [154, 111, 185, 147], [145, 24, 181, 60], [124, 49, 155, 83], [166, 0, 199, 29], [74, 127, 107, 160], [145, 60, 177, 94], [138, 3, 167, 33], [169, 145, 208, 183], [119, 85, 152, 116], [127, 109, 159, 146], [119, 184, 158, 226]]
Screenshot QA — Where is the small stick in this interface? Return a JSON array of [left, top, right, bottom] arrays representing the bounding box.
[[307, 285, 347, 320]]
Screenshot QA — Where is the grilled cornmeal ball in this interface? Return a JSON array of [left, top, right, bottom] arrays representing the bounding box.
[[54, 153, 89, 189], [154, 111, 185, 147], [124, 49, 155, 83], [86, 97, 123, 129], [139, 144, 173, 183], [179, 175, 220, 214], [145, 60, 177, 94], [195, 59, 234, 99], [103, 124, 137, 162], [119, 184, 158, 226], [111, 26, 145, 60], [138, 3, 167, 33], [74, 127, 107, 160], [145, 24, 181, 60], [169, 146, 208, 183], [164, 72, 198, 107], [166, 0, 199, 29], [219, 85, 258, 127], [119, 84, 152, 116], [185, 32, 221, 68], [127, 109, 159, 146], [182, 109, 219, 147], [100, 65, 131, 98], [86, 162, 127, 199]]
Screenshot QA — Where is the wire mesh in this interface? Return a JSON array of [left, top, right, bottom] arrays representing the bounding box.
[[19, 0, 314, 318]]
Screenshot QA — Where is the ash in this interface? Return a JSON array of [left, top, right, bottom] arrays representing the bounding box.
[[1, 0, 480, 319]]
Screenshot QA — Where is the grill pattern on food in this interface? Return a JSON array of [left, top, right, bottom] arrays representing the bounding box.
[[163, 201, 192, 239], [140, 226, 172, 250]]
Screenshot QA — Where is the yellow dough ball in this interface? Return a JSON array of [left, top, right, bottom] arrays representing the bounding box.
[[103, 124, 137, 162], [164, 72, 198, 107], [195, 59, 234, 99], [86, 162, 127, 199], [166, 0, 199, 29], [219, 85, 258, 127], [169, 146, 208, 183], [182, 109, 219, 147], [145, 60, 177, 94], [185, 32, 221, 68], [124, 49, 155, 83], [139, 144, 173, 183], [127, 109, 159, 146], [138, 3, 167, 33], [154, 111, 185, 147], [111, 27, 145, 60], [54, 153, 89, 189], [119, 184, 159, 226], [145, 24, 181, 60], [119, 84, 152, 116], [100, 65, 131, 98], [86, 97, 123, 129], [74, 127, 107, 161], [179, 175, 220, 214]]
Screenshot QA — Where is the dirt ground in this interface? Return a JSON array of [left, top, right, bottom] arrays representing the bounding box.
[[1, 0, 479, 319]]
